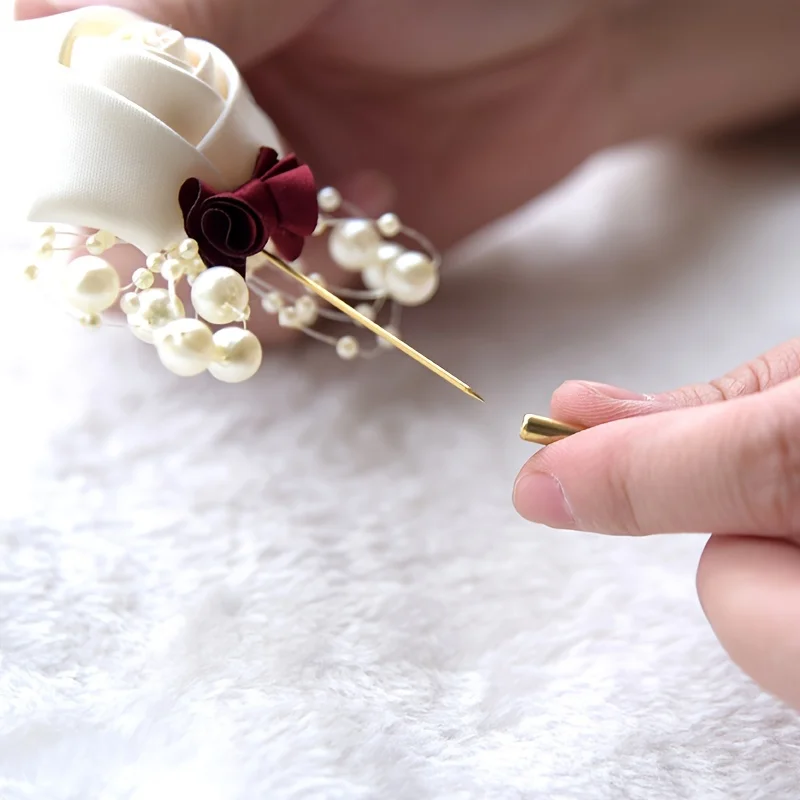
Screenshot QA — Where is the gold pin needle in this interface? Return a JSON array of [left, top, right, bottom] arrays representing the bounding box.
[[520, 414, 583, 446], [262, 252, 484, 402]]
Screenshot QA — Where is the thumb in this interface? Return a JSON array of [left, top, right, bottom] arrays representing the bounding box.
[[13, 0, 333, 65]]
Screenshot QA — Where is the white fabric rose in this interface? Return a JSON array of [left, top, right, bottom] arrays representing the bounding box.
[[0, 6, 282, 256]]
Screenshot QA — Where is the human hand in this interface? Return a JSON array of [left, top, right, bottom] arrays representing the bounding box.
[[513, 338, 800, 711]]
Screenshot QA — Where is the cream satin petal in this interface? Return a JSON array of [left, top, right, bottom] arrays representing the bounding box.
[[8, 67, 224, 255], [0, 6, 143, 67], [69, 39, 225, 147], [193, 41, 284, 186]]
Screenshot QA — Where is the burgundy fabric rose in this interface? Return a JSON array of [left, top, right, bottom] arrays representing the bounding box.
[[179, 148, 318, 275]]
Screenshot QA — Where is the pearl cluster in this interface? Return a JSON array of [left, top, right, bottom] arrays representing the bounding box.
[[22, 228, 263, 383], [247, 185, 443, 363], [317, 187, 440, 308], [21, 185, 443, 380]]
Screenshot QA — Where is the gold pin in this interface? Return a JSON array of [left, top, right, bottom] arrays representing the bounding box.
[[263, 252, 484, 402], [520, 414, 582, 445]]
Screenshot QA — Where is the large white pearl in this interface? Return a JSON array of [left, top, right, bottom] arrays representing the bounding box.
[[362, 243, 403, 291], [208, 328, 263, 383], [128, 288, 185, 342], [154, 318, 215, 377], [385, 251, 439, 306], [191, 267, 249, 325], [328, 220, 382, 272], [62, 256, 120, 313]]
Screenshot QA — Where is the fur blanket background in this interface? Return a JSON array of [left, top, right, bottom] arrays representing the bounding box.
[[1, 138, 800, 798]]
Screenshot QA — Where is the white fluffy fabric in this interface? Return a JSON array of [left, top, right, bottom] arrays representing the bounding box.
[[1, 142, 800, 799]]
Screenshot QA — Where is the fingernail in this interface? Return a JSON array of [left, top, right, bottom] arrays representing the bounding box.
[[513, 472, 576, 529], [580, 381, 652, 401]]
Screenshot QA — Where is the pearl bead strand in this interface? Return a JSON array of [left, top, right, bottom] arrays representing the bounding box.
[[28, 178, 445, 379]]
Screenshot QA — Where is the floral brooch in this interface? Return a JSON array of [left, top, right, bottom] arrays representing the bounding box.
[[9, 8, 480, 400]]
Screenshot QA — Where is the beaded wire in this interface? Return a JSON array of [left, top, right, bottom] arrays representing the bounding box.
[[19, 188, 444, 383]]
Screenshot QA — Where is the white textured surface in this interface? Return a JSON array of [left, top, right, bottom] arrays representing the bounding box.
[[1, 141, 800, 798]]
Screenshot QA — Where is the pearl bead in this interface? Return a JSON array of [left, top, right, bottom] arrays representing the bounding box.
[[154, 318, 215, 377], [178, 238, 199, 260], [328, 220, 382, 271], [308, 273, 327, 289], [63, 256, 121, 313], [85, 235, 107, 256], [278, 306, 300, 329], [185, 258, 206, 278], [146, 252, 166, 273], [377, 213, 402, 238], [208, 328, 263, 383], [261, 291, 284, 314], [96, 230, 116, 249], [78, 313, 102, 329], [361, 243, 403, 291], [385, 251, 439, 306], [120, 291, 140, 315], [22, 264, 39, 281], [161, 258, 185, 282], [355, 303, 376, 321], [377, 324, 399, 350], [133, 268, 154, 290], [129, 288, 185, 342], [295, 296, 318, 326], [190, 266, 249, 325], [318, 187, 342, 213], [336, 335, 360, 360], [86, 230, 116, 256], [312, 220, 327, 237]]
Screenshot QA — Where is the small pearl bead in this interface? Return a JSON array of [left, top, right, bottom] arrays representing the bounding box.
[[129, 288, 185, 342], [308, 273, 327, 289], [185, 258, 206, 277], [154, 318, 215, 377], [190, 266, 249, 325], [85, 235, 107, 256], [261, 291, 284, 314], [146, 252, 166, 273], [278, 306, 300, 329], [133, 268, 154, 290], [22, 264, 39, 281], [362, 243, 403, 291], [63, 256, 121, 313], [96, 230, 116, 249], [120, 291, 140, 315], [377, 324, 399, 350], [377, 213, 402, 238], [328, 220, 382, 271], [178, 239, 199, 260], [78, 313, 102, 329], [161, 258, 185, 282], [385, 251, 439, 307], [355, 303, 376, 321], [318, 187, 342, 213], [336, 335, 360, 361], [295, 296, 318, 326], [208, 327, 263, 383]]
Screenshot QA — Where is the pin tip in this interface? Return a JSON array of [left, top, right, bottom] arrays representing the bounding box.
[[467, 387, 485, 402]]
